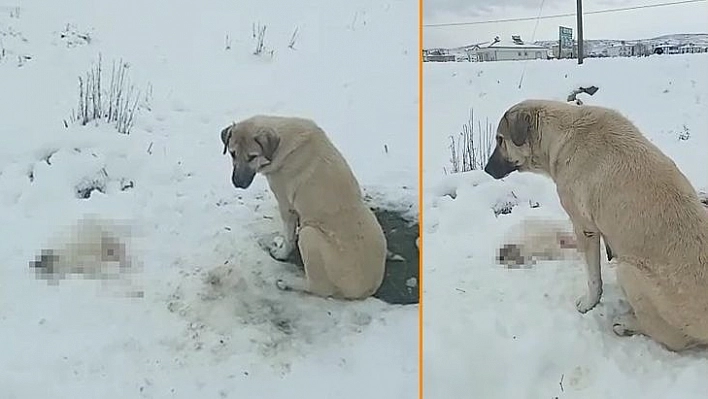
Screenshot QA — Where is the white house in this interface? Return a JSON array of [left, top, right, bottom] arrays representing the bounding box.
[[679, 43, 708, 54], [472, 36, 549, 62], [423, 48, 456, 62], [604, 43, 633, 57]]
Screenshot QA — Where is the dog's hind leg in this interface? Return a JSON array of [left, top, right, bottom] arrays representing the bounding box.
[[611, 311, 640, 336], [275, 275, 307, 292], [615, 261, 697, 351], [277, 226, 338, 298], [275, 271, 336, 298]]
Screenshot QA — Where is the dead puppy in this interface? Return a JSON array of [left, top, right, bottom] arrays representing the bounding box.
[[221, 116, 387, 300], [484, 99, 708, 351], [30, 216, 132, 284], [497, 218, 579, 268]]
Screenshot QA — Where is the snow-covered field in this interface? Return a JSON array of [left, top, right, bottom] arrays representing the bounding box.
[[423, 54, 708, 398], [0, 1, 418, 397]]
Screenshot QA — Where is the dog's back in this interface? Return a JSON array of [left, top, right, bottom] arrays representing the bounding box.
[[293, 121, 386, 296], [545, 102, 708, 263]]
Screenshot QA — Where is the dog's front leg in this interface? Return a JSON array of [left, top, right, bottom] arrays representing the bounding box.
[[574, 229, 603, 313], [269, 208, 298, 261]]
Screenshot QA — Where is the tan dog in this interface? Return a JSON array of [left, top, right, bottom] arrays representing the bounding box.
[[484, 99, 708, 351], [220, 115, 387, 300]]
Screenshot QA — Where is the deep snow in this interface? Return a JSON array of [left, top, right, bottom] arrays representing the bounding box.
[[423, 54, 708, 398], [0, 0, 418, 397]]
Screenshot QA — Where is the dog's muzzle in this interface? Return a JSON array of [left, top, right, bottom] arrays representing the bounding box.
[[484, 148, 518, 179], [231, 167, 256, 189]]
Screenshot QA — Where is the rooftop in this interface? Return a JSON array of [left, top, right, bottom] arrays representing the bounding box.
[[485, 40, 548, 50]]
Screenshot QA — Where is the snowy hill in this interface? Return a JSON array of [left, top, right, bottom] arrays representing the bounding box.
[[425, 33, 708, 60], [641, 32, 708, 45], [0, 0, 418, 398], [535, 33, 708, 54], [423, 54, 708, 398]]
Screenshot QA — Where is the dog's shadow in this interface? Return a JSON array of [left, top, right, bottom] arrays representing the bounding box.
[[262, 207, 420, 305]]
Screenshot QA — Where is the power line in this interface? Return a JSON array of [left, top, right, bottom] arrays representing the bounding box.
[[424, 0, 707, 28], [518, 0, 547, 89]]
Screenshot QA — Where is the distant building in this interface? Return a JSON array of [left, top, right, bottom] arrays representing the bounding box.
[[678, 43, 708, 54], [550, 44, 559, 58], [604, 42, 633, 57], [462, 44, 484, 62], [632, 42, 650, 56], [423, 48, 455, 62], [550, 42, 590, 59], [473, 36, 549, 62], [440, 41, 489, 62]]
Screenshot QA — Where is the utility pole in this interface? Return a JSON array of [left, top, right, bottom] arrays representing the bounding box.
[[577, 0, 584, 64]]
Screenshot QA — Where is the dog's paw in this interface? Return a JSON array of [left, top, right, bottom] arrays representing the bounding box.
[[268, 236, 293, 261], [612, 313, 639, 336], [275, 276, 307, 293], [386, 250, 406, 262], [575, 293, 600, 314], [275, 278, 292, 291]]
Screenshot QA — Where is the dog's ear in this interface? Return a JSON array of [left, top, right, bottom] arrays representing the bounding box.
[[254, 127, 280, 161], [221, 126, 232, 155], [508, 109, 534, 146]]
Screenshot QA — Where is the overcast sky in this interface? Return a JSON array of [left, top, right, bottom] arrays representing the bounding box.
[[424, 0, 708, 48]]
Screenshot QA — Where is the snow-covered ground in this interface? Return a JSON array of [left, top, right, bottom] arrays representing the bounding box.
[[423, 54, 708, 398], [0, 1, 418, 397]]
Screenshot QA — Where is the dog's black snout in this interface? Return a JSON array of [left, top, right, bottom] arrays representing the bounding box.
[[231, 172, 247, 189], [231, 167, 256, 189], [483, 164, 494, 177], [484, 148, 518, 179], [231, 174, 243, 188]]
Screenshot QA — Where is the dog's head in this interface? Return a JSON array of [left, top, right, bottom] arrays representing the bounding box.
[[221, 120, 281, 189], [484, 102, 540, 179]]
